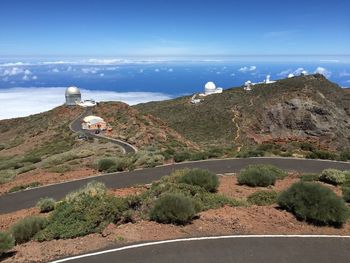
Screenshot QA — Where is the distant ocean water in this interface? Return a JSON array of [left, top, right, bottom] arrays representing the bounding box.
[[0, 61, 349, 95], [0, 59, 349, 119]]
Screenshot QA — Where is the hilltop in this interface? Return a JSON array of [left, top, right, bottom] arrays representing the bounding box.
[[0, 103, 195, 193], [135, 74, 350, 152]]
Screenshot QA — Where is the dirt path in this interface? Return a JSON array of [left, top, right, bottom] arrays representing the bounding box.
[[231, 108, 242, 152]]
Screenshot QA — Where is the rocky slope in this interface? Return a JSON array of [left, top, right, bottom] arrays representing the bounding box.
[[135, 74, 350, 151]]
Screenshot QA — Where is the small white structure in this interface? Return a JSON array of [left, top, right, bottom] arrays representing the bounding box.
[[288, 73, 295, 78], [77, 99, 97, 107], [190, 94, 203, 104], [65, 86, 82, 106], [244, 81, 252, 91], [199, 81, 223, 96], [264, 75, 276, 84]]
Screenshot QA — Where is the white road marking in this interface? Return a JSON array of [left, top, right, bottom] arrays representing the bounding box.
[[50, 235, 350, 262]]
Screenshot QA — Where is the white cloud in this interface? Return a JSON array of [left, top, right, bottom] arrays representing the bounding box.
[[230, 73, 235, 77], [99, 73, 104, 77], [0, 87, 172, 120], [168, 68, 173, 72], [238, 66, 257, 73], [51, 68, 60, 73], [154, 68, 160, 72], [277, 69, 292, 77], [2, 67, 24, 76], [81, 67, 99, 74], [314, 67, 331, 78]]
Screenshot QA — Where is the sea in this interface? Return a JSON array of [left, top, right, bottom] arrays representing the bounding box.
[[0, 56, 349, 119]]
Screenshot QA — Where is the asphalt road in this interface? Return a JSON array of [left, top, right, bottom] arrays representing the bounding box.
[[69, 107, 137, 154], [53, 236, 350, 263], [1, 157, 350, 214]]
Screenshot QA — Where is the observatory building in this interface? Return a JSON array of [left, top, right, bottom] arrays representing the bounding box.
[[199, 81, 223, 96], [82, 116, 107, 130], [65, 86, 82, 106]]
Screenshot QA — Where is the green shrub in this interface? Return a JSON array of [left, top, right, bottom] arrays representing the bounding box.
[[0, 169, 16, 184], [36, 194, 126, 241], [0, 232, 15, 254], [178, 169, 219, 192], [300, 173, 319, 182], [278, 182, 350, 227], [236, 149, 264, 158], [48, 164, 71, 173], [65, 181, 107, 203], [237, 165, 280, 187], [37, 197, 56, 213], [342, 187, 350, 203], [300, 142, 315, 151], [189, 152, 208, 161], [319, 169, 346, 185], [174, 152, 191, 162], [247, 190, 278, 206], [11, 216, 47, 244], [17, 165, 36, 175], [339, 150, 350, 161], [97, 158, 116, 172], [22, 155, 42, 164], [150, 193, 196, 225], [7, 182, 41, 193], [306, 150, 337, 160]]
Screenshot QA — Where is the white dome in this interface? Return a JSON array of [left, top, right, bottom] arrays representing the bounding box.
[[65, 86, 81, 96], [205, 81, 216, 91]]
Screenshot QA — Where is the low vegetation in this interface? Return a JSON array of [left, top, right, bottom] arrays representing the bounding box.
[[178, 169, 219, 192], [10, 217, 47, 244], [150, 193, 196, 225], [237, 164, 285, 187], [0, 232, 15, 255], [247, 190, 278, 206], [36, 182, 127, 241], [319, 169, 346, 185], [278, 182, 350, 227], [36, 197, 56, 213], [300, 173, 319, 182]]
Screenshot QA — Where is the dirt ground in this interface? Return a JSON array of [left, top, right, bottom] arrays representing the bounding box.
[[2, 172, 350, 262]]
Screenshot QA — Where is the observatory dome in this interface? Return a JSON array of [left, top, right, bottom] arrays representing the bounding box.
[[205, 81, 216, 91], [65, 86, 81, 96], [65, 86, 82, 106]]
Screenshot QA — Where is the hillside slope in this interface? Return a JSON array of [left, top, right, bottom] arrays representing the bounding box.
[[135, 74, 350, 151]]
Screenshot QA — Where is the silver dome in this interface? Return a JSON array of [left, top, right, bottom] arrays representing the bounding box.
[[65, 86, 81, 96]]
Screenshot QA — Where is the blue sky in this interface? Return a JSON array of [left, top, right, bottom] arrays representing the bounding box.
[[0, 0, 349, 57]]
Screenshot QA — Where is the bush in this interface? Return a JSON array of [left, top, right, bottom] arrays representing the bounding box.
[[17, 165, 36, 175], [65, 181, 107, 203], [36, 194, 126, 241], [319, 169, 346, 185], [306, 150, 337, 160], [11, 216, 47, 244], [48, 164, 71, 173], [278, 182, 350, 227], [37, 197, 56, 213], [247, 190, 278, 206], [0, 169, 16, 184], [0, 232, 15, 254], [237, 165, 280, 187], [149, 193, 196, 225], [106, 158, 132, 172], [300, 173, 319, 182], [97, 158, 116, 172], [189, 152, 208, 161], [236, 149, 264, 158], [178, 169, 219, 192], [342, 187, 350, 203], [174, 152, 191, 162], [339, 150, 350, 161], [22, 155, 42, 164]]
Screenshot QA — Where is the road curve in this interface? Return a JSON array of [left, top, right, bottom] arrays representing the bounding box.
[[69, 107, 137, 154], [52, 236, 350, 263], [1, 157, 350, 214]]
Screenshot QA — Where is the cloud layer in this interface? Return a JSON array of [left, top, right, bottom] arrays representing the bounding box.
[[0, 87, 172, 120]]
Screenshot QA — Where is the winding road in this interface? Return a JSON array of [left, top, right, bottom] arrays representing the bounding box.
[[69, 107, 137, 154], [1, 157, 350, 214], [52, 236, 350, 263]]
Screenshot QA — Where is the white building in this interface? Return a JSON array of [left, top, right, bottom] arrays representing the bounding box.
[[244, 81, 252, 91], [82, 115, 107, 130], [264, 75, 276, 84], [199, 81, 223, 96]]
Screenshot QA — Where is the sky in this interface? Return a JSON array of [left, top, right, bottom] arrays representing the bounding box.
[[0, 0, 349, 57]]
